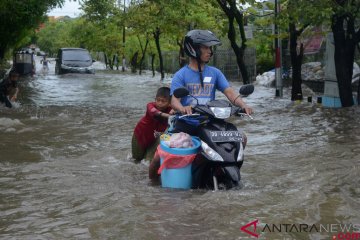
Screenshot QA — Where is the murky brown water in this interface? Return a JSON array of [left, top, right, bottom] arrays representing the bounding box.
[[0, 58, 359, 239]]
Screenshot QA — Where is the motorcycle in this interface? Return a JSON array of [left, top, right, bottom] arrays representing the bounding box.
[[170, 84, 254, 190]]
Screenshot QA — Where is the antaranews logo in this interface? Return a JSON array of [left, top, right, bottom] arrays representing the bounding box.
[[240, 219, 259, 238], [240, 220, 360, 239]]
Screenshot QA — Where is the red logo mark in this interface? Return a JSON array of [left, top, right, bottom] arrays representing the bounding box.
[[240, 219, 259, 238]]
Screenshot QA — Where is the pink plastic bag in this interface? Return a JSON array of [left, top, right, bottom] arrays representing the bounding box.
[[155, 145, 197, 174]]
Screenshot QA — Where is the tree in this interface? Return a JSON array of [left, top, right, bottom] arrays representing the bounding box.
[[0, 0, 65, 60], [281, 0, 326, 101], [138, 35, 150, 74], [330, 0, 360, 107], [81, 0, 128, 65], [280, 0, 359, 106], [126, 0, 178, 79], [126, 0, 222, 79], [288, 22, 306, 101], [37, 18, 77, 56], [245, 5, 274, 75], [79, 0, 224, 78], [216, 0, 253, 84]]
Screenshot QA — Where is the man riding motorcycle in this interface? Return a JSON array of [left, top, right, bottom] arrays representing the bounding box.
[[170, 29, 253, 116], [149, 30, 253, 187]]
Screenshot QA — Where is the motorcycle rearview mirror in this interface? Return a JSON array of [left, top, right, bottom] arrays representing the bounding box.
[[173, 87, 190, 98], [173, 87, 199, 105], [239, 84, 254, 97]]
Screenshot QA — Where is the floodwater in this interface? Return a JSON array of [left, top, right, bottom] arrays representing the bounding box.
[[0, 57, 359, 240]]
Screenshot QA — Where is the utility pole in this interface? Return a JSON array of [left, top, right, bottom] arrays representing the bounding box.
[[274, 0, 283, 97]]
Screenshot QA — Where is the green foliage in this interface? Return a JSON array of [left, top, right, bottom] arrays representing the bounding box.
[[256, 54, 274, 74], [37, 19, 72, 56], [126, 0, 223, 41], [8, 0, 359, 77], [247, 29, 273, 74], [78, 0, 225, 71], [0, 0, 65, 59]]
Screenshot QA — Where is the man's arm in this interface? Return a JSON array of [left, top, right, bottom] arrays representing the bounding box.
[[10, 87, 19, 102], [223, 87, 253, 115], [171, 95, 192, 115]]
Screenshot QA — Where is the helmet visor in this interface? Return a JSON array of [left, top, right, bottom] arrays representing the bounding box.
[[201, 40, 222, 47]]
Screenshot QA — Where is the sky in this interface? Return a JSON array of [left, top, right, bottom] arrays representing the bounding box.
[[46, 0, 266, 18], [47, 0, 83, 18]]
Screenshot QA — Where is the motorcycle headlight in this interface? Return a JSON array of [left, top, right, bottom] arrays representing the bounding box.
[[201, 141, 224, 162], [210, 107, 231, 119]]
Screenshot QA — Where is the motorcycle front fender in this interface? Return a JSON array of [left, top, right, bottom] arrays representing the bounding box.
[[223, 165, 241, 183]]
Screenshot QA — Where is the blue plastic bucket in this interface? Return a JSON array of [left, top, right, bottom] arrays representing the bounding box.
[[160, 137, 201, 189]]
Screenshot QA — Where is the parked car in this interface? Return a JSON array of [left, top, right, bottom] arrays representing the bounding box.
[[55, 48, 95, 74]]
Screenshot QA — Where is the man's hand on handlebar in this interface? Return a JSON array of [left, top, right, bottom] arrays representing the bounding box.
[[243, 106, 253, 116], [237, 106, 254, 119], [179, 106, 192, 115]]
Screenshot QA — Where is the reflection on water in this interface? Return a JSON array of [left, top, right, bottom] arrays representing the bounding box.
[[0, 62, 359, 239]]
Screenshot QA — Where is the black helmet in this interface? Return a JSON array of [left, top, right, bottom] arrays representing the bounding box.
[[184, 30, 221, 59]]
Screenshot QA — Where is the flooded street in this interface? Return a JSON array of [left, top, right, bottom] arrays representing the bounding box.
[[0, 58, 359, 239]]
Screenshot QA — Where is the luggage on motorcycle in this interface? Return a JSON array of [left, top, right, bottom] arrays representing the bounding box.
[[162, 132, 194, 148], [156, 135, 201, 189]]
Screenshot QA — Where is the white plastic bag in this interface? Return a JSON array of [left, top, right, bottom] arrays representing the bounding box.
[[163, 132, 193, 148]]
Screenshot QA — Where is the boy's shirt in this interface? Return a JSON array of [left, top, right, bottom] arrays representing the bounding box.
[[0, 78, 17, 94], [134, 102, 172, 150]]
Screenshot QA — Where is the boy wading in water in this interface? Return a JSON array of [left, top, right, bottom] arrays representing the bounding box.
[[0, 70, 20, 108], [132, 87, 174, 162]]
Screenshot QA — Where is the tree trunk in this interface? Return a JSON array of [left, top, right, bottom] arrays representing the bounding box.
[[289, 23, 304, 101], [109, 59, 113, 70], [153, 27, 164, 80], [138, 37, 149, 75], [130, 51, 139, 73], [331, 13, 357, 107], [151, 53, 156, 77], [217, 0, 249, 84], [104, 53, 108, 69]]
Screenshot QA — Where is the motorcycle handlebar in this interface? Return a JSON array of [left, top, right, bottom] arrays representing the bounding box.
[[175, 106, 253, 119], [236, 108, 253, 119], [236, 108, 246, 115], [178, 113, 200, 119]]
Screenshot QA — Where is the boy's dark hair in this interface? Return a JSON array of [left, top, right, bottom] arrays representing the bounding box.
[[156, 87, 171, 99], [9, 70, 19, 78]]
